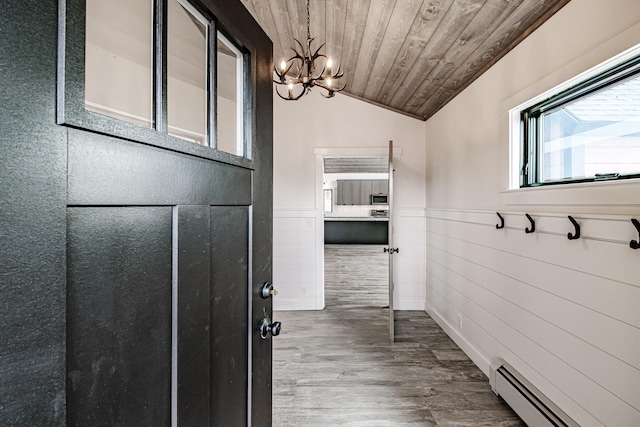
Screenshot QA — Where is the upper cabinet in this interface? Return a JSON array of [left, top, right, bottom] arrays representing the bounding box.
[[336, 180, 388, 205]]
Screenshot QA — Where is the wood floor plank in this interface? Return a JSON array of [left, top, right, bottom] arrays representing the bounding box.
[[324, 244, 388, 308], [273, 308, 524, 426]]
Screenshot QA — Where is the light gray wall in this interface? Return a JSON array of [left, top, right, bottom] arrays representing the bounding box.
[[272, 89, 427, 310]]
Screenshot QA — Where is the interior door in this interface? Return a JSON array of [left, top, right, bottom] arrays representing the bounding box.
[[387, 140, 396, 342]]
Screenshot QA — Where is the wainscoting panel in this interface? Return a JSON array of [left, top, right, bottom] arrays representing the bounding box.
[[274, 209, 426, 311], [393, 210, 426, 310], [273, 212, 319, 310], [425, 209, 640, 427]]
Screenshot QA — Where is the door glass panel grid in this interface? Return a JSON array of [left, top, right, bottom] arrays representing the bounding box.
[[216, 31, 246, 157], [66, 0, 253, 167], [168, 0, 209, 145], [85, 0, 154, 128]]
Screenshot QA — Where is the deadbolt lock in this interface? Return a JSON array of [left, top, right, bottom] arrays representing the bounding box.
[[260, 281, 278, 299]]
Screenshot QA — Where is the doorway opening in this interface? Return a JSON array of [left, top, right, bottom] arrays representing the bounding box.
[[321, 156, 389, 310], [322, 156, 389, 309]]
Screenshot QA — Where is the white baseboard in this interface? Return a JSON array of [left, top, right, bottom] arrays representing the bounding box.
[[274, 298, 318, 311], [275, 298, 424, 311], [425, 301, 491, 377], [395, 298, 425, 311]]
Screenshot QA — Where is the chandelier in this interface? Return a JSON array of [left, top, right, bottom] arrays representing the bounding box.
[[273, 0, 345, 100]]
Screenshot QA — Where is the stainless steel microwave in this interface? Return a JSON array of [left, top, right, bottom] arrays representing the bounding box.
[[371, 194, 388, 204]]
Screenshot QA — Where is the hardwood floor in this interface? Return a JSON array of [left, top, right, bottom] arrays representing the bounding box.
[[324, 244, 388, 308], [272, 309, 524, 426], [272, 245, 524, 426]]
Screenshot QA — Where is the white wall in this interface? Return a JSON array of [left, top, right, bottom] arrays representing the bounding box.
[[424, 1, 640, 425], [273, 89, 426, 310]]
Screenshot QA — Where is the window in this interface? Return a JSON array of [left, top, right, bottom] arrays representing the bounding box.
[[519, 54, 640, 186], [85, 0, 153, 127], [75, 0, 251, 160], [167, 0, 208, 145], [216, 32, 246, 156]]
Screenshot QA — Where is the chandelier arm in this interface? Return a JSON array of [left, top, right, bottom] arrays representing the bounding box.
[[275, 85, 305, 101], [311, 44, 326, 60], [281, 62, 295, 78], [294, 38, 307, 56], [315, 80, 346, 93], [274, 86, 291, 100], [273, 66, 286, 82]]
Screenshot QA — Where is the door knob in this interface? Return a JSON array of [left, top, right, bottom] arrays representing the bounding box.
[[261, 282, 278, 299], [259, 316, 281, 339]]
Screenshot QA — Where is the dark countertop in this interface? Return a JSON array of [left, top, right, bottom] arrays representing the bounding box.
[[324, 216, 389, 222]]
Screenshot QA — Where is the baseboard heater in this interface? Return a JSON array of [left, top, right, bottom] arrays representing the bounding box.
[[490, 360, 578, 427]]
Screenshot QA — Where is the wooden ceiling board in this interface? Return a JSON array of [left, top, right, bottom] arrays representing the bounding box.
[[239, 0, 571, 120], [415, 0, 570, 118], [269, 0, 296, 65], [406, 0, 526, 115], [341, 0, 372, 92], [371, 0, 454, 105], [362, 0, 424, 99], [325, 0, 346, 63], [349, 0, 397, 95], [388, 0, 485, 110]]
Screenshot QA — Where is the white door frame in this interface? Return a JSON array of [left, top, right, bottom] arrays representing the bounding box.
[[313, 147, 402, 310]]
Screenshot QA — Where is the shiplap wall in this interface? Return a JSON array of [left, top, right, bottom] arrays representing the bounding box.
[[425, 209, 640, 426], [273, 211, 319, 310], [423, 1, 640, 425], [273, 208, 426, 311]]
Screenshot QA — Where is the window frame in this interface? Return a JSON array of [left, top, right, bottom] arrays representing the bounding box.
[[519, 53, 640, 187], [58, 0, 254, 169]]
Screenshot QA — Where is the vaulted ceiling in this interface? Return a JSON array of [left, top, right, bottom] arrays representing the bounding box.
[[239, 0, 570, 120]]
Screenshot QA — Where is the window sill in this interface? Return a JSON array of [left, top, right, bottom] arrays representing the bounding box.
[[501, 178, 640, 209]]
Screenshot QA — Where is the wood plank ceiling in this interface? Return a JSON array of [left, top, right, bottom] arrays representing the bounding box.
[[239, 0, 570, 120]]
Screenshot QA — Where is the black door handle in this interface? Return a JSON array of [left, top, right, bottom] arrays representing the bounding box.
[[259, 317, 281, 339]]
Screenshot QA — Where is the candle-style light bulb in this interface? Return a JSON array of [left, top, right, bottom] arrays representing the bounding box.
[[326, 78, 332, 87], [280, 59, 287, 71], [288, 82, 294, 90], [326, 58, 333, 72]]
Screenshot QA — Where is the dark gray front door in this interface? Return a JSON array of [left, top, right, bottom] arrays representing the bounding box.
[[0, 0, 273, 425], [64, 132, 263, 425]]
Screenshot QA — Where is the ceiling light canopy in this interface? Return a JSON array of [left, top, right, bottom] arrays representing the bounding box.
[[273, 0, 345, 100]]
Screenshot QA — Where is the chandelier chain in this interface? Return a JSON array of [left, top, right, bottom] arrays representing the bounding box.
[[306, 0, 310, 40]]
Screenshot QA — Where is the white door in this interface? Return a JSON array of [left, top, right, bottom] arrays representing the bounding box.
[[387, 140, 397, 342]]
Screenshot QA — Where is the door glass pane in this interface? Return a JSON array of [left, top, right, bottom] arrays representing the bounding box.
[[168, 0, 208, 145], [540, 74, 640, 182], [217, 32, 245, 156], [85, 0, 153, 127]]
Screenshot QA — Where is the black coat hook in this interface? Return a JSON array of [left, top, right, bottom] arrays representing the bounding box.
[[496, 212, 505, 229], [525, 214, 535, 234], [567, 216, 581, 240], [630, 219, 640, 249]]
